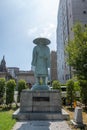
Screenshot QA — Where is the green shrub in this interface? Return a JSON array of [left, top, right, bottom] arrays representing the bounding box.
[[17, 79, 26, 102], [0, 78, 6, 104], [52, 80, 61, 90], [66, 79, 75, 108], [6, 79, 16, 106], [79, 80, 87, 109], [74, 81, 81, 100]]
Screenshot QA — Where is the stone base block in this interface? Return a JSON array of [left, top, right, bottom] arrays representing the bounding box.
[[20, 90, 62, 113], [13, 108, 69, 120]]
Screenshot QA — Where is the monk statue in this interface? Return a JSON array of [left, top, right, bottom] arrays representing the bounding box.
[[31, 37, 51, 90]]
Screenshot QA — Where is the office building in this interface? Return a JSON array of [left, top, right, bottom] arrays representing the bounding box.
[[57, 0, 87, 83], [50, 51, 57, 81]]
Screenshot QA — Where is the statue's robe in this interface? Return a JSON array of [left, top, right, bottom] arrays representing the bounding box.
[[32, 45, 50, 77]]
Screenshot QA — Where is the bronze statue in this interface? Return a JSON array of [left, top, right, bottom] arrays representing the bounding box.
[[31, 37, 50, 87]]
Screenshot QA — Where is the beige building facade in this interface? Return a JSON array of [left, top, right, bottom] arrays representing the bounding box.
[[16, 70, 35, 85]]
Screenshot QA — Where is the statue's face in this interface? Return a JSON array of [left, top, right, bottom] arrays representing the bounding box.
[[38, 43, 44, 47], [39, 39, 46, 45]]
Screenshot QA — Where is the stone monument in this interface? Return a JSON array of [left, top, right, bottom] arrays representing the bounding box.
[[74, 107, 83, 124], [71, 107, 85, 128], [13, 38, 69, 120]]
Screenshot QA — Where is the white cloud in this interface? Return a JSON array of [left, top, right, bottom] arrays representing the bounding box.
[[27, 23, 57, 50], [40, 23, 56, 38], [28, 27, 38, 36], [27, 23, 56, 39]]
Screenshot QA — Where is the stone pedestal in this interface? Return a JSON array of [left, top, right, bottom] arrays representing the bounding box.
[[20, 90, 61, 113], [74, 107, 83, 124], [13, 90, 69, 120], [70, 107, 85, 129]]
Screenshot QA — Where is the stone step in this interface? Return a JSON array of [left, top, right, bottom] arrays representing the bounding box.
[[13, 108, 69, 120]]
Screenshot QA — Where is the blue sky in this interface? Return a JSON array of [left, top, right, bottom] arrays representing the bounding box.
[[0, 0, 59, 70]]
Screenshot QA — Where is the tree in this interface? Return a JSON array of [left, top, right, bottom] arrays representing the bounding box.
[[66, 79, 75, 108], [66, 23, 87, 80], [79, 80, 87, 109], [74, 81, 81, 100], [0, 78, 6, 104], [52, 80, 61, 90], [6, 79, 16, 106], [17, 80, 26, 102]]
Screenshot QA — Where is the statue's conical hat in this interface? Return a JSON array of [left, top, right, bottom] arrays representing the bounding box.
[[33, 37, 51, 45]]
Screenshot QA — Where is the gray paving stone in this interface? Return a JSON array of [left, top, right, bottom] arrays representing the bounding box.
[[12, 120, 71, 130]]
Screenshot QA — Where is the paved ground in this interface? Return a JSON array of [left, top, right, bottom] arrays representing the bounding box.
[[12, 120, 71, 130]]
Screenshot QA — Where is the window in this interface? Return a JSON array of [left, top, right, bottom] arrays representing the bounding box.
[[83, 10, 87, 14]]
